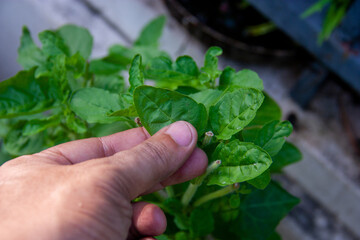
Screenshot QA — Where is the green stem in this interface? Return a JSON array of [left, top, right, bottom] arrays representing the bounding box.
[[181, 160, 221, 206], [60, 122, 77, 140], [90, 74, 95, 87], [165, 186, 175, 198], [193, 160, 221, 185], [212, 78, 217, 89], [154, 190, 167, 202], [193, 183, 240, 207], [181, 183, 198, 206], [202, 131, 214, 147], [83, 61, 91, 87]]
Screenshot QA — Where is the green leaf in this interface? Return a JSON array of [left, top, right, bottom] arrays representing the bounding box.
[[17, 26, 46, 70], [175, 232, 188, 240], [0, 119, 10, 138], [38, 30, 69, 56], [57, 24, 93, 59], [189, 208, 214, 238], [90, 121, 134, 138], [247, 170, 271, 190], [66, 52, 86, 78], [249, 93, 281, 126], [160, 198, 189, 231], [189, 89, 222, 112], [0, 144, 12, 165], [231, 181, 299, 240], [155, 235, 170, 240], [145, 56, 199, 85], [174, 56, 199, 77], [255, 120, 293, 156], [270, 142, 302, 172], [229, 69, 264, 91], [229, 194, 241, 208], [160, 198, 183, 216], [175, 86, 199, 95], [243, 120, 292, 158], [110, 106, 137, 117], [4, 123, 45, 156], [134, 15, 166, 47], [242, 126, 261, 143], [108, 44, 169, 66], [23, 115, 61, 136], [207, 140, 272, 186], [65, 112, 87, 134], [219, 66, 236, 89], [93, 74, 125, 94], [110, 94, 138, 117], [301, 0, 331, 18], [212, 193, 241, 223], [128, 55, 144, 94], [70, 87, 126, 123], [318, 0, 350, 43], [145, 56, 172, 78], [0, 69, 56, 118], [48, 54, 71, 101], [133, 86, 207, 136], [209, 88, 264, 140], [89, 59, 125, 75], [219, 67, 263, 90], [267, 231, 282, 240], [201, 46, 222, 81]]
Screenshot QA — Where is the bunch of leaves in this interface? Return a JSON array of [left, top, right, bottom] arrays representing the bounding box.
[[301, 0, 353, 44], [0, 16, 302, 239]]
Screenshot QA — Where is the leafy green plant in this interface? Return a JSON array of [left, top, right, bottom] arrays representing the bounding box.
[[302, 0, 352, 43], [0, 16, 302, 239]]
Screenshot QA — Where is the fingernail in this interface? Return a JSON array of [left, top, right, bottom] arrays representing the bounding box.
[[166, 121, 193, 146]]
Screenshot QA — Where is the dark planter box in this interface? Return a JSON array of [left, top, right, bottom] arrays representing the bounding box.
[[247, 0, 360, 96]]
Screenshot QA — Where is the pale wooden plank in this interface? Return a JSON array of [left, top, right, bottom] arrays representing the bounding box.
[[27, 0, 128, 58], [84, 0, 204, 59]]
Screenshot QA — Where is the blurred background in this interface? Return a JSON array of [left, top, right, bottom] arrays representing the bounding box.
[[0, 0, 359, 239]]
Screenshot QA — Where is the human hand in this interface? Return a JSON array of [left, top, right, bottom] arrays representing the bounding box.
[[0, 121, 208, 240]]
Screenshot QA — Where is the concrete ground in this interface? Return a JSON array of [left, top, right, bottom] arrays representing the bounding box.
[[0, 0, 359, 239]]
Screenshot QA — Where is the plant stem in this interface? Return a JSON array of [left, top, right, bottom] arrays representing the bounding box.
[[90, 74, 94, 87], [181, 183, 198, 206], [165, 186, 175, 198], [193, 183, 240, 207], [202, 131, 214, 147], [134, 117, 143, 127], [193, 160, 221, 185], [153, 190, 167, 202], [181, 160, 221, 206]]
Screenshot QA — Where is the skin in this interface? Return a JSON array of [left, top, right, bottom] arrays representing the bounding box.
[[0, 121, 208, 240]]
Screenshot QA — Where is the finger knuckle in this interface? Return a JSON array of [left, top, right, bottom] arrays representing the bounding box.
[[141, 141, 171, 169]]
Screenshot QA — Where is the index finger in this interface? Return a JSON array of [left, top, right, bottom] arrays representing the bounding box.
[[36, 127, 150, 165]]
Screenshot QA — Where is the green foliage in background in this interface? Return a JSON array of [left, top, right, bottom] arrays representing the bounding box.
[[0, 16, 302, 239], [302, 0, 352, 43]]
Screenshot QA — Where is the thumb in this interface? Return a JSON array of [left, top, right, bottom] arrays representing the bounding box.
[[110, 121, 198, 200]]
